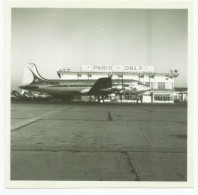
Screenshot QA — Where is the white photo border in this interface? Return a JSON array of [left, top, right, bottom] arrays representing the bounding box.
[[4, 0, 194, 189]]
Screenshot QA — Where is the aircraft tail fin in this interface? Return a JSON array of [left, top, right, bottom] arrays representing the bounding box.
[[88, 77, 112, 95], [22, 63, 46, 86], [27, 63, 47, 83]]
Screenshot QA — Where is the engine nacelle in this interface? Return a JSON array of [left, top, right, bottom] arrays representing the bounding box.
[[113, 85, 122, 91], [109, 93, 116, 97]]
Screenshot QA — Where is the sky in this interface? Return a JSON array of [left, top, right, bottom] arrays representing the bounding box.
[[11, 8, 188, 89]]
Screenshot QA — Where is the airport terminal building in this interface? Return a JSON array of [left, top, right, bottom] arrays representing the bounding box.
[[57, 65, 179, 103]]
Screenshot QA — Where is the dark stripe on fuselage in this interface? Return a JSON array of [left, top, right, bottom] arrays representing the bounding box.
[[50, 84, 93, 87]]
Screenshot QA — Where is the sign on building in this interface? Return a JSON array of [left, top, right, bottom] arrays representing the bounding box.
[[81, 65, 154, 72]]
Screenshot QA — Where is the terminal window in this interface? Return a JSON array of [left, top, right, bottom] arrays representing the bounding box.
[[151, 82, 158, 89], [158, 82, 165, 90], [125, 95, 137, 100], [154, 94, 173, 101]]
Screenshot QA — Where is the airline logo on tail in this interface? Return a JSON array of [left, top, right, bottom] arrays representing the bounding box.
[[27, 63, 47, 84]]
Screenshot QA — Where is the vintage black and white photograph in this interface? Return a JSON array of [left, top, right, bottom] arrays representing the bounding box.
[[6, 1, 193, 188]]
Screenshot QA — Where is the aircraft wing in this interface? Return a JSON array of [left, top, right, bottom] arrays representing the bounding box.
[[88, 77, 112, 95]]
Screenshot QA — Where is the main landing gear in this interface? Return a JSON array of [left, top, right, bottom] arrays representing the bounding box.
[[97, 95, 105, 103], [136, 96, 142, 104], [137, 99, 142, 104]]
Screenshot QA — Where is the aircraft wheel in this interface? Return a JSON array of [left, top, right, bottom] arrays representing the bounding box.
[[100, 99, 104, 103], [137, 99, 142, 104]]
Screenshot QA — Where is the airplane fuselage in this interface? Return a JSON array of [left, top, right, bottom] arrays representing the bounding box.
[[20, 78, 112, 96], [21, 79, 151, 96], [20, 63, 152, 102]]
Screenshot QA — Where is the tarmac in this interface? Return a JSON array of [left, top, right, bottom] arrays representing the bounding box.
[[11, 102, 187, 181]]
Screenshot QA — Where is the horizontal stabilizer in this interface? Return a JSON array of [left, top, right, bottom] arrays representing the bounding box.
[[19, 85, 39, 90]]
